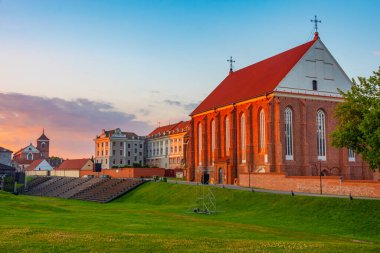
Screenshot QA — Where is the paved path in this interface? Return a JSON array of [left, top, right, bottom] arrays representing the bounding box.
[[166, 179, 380, 200]]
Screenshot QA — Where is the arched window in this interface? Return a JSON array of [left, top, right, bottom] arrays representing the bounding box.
[[285, 107, 293, 160], [348, 148, 355, 162], [225, 117, 230, 156], [241, 114, 246, 163], [41, 142, 45, 149], [27, 153, 33, 160], [211, 120, 215, 164], [198, 123, 202, 165], [316, 110, 326, 160], [259, 109, 265, 151]]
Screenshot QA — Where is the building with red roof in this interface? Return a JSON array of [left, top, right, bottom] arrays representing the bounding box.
[[25, 159, 53, 176], [146, 121, 190, 169], [52, 158, 93, 177], [187, 33, 372, 185], [13, 130, 51, 170]]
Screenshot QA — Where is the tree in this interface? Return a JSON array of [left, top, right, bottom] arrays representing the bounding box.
[[331, 67, 380, 170]]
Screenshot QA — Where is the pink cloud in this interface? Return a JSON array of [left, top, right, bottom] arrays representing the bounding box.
[[0, 93, 152, 158]]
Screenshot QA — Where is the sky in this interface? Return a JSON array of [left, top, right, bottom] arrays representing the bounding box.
[[0, 0, 379, 158]]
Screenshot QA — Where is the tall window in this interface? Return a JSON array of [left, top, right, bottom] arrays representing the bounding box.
[[316, 110, 326, 160], [198, 123, 202, 165], [241, 114, 246, 163], [259, 109, 265, 151], [211, 120, 215, 163], [285, 107, 294, 160], [225, 117, 230, 156], [348, 148, 355, 162]]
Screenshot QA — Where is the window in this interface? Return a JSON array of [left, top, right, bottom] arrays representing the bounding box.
[[41, 142, 45, 149], [140, 144, 143, 148], [27, 153, 33, 160], [128, 151, 130, 156], [106, 150, 108, 156], [139, 152, 142, 156], [134, 156, 137, 161], [316, 110, 327, 160], [179, 146, 182, 152], [112, 150, 116, 156], [134, 148, 137, 153], [113, 142, 116, 146], [198, 123, 202, 165], [211, 120, 215, 163], [120, 142, 123, 147], [348, 148, 355, 162], [259, 109, 265, 151], [120, 159, 123, 164], [120, 150, 122, 155], [285, 107, 294, 160], [113, 160, 115, 165], [241, 114, 246, 163], [225, 117, 230, 155], [128, 144, 131, 148], [127, 160, 131, 165]]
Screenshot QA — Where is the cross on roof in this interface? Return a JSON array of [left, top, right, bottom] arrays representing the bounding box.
[[227, 56, 235, 73], [310, 15, 321, 33]]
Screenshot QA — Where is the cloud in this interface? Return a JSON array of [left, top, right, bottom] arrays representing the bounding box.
[[373, 51, 380, 56], [0, 93, 152, 158], [163, 99, 199, 112]]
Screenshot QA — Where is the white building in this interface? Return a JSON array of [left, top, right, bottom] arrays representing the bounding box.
[[94, 128, 145, 169]]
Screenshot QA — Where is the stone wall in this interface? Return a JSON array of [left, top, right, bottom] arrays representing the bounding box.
[[239, 173, 380, 198]]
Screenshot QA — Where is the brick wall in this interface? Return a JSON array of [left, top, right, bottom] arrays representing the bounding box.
[[239, 173, 380, 198], [80, 167, 165, 178]]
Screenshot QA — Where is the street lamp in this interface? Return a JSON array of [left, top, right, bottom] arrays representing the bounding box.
[[318, 159, 322, 195]]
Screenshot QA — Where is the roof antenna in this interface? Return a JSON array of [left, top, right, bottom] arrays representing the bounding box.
[[158, 121, 161, 127], [310, 15, 321, 40], [227, 56, 235, 74]]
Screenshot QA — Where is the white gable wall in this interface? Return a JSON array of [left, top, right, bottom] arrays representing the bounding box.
[[275, 39, 352, 96], [33, 160, 53, 171]]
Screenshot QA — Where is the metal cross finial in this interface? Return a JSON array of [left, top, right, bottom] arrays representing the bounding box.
[[227, 56, 235, 72], [310, 15, 321, 32]]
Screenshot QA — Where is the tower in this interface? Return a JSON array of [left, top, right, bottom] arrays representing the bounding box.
[[37, 129, 50, 158]]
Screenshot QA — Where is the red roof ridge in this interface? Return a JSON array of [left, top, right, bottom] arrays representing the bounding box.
[[190, 39, 317, 116], [55, 158, 91, 170]]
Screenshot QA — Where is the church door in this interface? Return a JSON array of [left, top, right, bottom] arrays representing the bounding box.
[[202, 172, 210, 185], [218, 168, 223, 184]]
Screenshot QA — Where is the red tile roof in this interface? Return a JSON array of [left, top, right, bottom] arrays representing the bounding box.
[[190, 39, 317, 116], [26, 159, 45, 171], [148, 121, 190, 137], [55, 158, 91, 171]]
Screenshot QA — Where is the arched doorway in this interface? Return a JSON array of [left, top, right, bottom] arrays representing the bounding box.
[[218, 168, 223, 184], [202, 172, 210, 185]]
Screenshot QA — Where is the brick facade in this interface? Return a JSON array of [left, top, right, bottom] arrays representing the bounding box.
[[187, 93, 374, 185]]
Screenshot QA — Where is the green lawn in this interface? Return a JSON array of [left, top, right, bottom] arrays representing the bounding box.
[[0, 182, 379, 252]]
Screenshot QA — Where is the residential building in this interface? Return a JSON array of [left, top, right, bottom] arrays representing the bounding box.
[[0, 146, 12, 166], [168, 121, 190, 169], [94, 128, 145, 169], [146, 121, 189, 169]]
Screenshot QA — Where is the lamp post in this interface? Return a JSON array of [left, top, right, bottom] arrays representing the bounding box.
[[319, 159, 322, 195]]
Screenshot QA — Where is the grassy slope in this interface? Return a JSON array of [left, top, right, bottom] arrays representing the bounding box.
[[0, 182, 379, 252]]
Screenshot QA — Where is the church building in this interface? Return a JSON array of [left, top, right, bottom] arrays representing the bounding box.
[[13, 130, 50, 169], [187, 32, 373, 185]]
